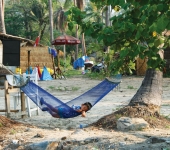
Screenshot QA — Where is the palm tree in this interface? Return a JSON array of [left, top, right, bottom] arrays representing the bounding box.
[[55, 7, 67, 34], [9, 0, 49, 40], [0, 0, 6, 33], [74, 0, 87, 56], [69, 0, 84, 59], [48, 0, 54, 43], [30, 1, 49, 38], [54, 0, 84, 59], [76, 0, 84, 11]]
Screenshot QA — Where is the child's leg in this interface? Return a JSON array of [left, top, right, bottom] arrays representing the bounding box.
[[47, 109, 60, 118], [40, 98, 60, 118], [40, 98, 58, 113]]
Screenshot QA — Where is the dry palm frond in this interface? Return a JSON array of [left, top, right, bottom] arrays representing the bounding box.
[[56, 7, 67, 33]]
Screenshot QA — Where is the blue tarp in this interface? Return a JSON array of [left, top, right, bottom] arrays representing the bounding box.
[[41, 66, 53, 81], [73, 58, 84, 69]]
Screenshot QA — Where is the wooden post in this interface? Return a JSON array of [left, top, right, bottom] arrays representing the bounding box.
[[57, 49, 60, 68], [51, 54, 56, 79], [63, 45, 66, 71], [21, 92, 26, 118], [4, 80, 10, 118], [83, 33, 86, 56], [75, 24, 78, 60], [3, 80, 25, 118], [28, 50, 31, 74], [0, 110, 19, 112], [82, 33, 86, 56]]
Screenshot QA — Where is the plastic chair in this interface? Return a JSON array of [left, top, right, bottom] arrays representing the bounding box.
[[13, 73, 40, 117], [23, 73, 40, 117], [111, 74, 122, 91]]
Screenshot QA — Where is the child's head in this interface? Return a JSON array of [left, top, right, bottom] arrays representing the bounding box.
[[81, 102, 92, 112]]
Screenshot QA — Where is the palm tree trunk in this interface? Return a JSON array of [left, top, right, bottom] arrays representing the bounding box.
[[75, 0, 85, 56], [40, 23, 47, 40], [129, 68, 163, 113], [48, 0, 54, 44], [82, 33, 86, 55], [75, 24, 78, 60], [76, 0, 84, 11], [105, 6, 109, 27], [82, 33, 87, 56], [0, 0, 6, 33], [73, 0, 76, 6]]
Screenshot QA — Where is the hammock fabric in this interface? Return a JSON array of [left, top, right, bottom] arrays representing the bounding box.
[[21, 79, 120, 118]]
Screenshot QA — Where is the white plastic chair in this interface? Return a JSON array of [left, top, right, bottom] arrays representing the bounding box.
[[109, 74, 122, 91], [13, 73, 40, 117], [22, 73, 40, 117]]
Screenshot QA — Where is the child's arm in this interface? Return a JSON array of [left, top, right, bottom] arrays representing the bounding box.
[[76, 109, 81, 113], [81, 111, 86, 117]]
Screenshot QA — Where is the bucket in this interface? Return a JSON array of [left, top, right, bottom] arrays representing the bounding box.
[[50, 69, 54, 75], [15, 67, 21, 74], [47, 68, 51, 73]]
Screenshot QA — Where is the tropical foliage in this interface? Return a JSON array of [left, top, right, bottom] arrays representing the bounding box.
[[3, 0, 170, 74], [5, 0, 60, 45], [66, 0, 170, 74]]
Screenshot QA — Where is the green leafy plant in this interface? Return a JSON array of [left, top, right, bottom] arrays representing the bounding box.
[[127, 85, 134, 89], [115, 114, 122, 120], [10, 129, 16, 135], [0, 123, 3, 127], [71, 86, 80, 91], [165, 125, 170, 129], [163, 148, 170, 150], [64, 69, 82, 78], [85, 71, 105, 80], [64, 87, 69, 91], [48, 86, 56, 90], [56, 86, 63, 91]]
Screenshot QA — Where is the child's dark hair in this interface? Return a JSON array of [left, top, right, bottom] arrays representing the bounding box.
[[83, 102, 92, 111]]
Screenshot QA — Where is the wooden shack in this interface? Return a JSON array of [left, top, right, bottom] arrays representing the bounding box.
[[136, 49, 169, 76], [20, 46, 53, 73], [0, 33, 54, 74]]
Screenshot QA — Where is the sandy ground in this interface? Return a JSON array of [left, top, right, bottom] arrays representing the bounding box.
[[1, 76, 170, 149]]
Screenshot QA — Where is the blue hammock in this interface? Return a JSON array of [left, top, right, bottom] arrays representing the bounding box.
[[21, 79, 120, 118]]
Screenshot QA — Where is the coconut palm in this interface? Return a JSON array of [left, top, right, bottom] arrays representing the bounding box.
[[7, 0, 49, 39], [48, 0, 54, 43], [53, 0, 84, 59], [30, 1, 49, 38], [0, 0, 6, 33], [76, 0, 84, 11]]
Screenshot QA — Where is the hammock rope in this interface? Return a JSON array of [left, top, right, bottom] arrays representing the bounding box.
[[21, 78, 121, 118]]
